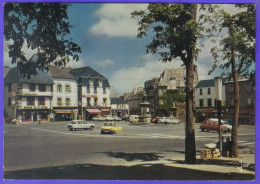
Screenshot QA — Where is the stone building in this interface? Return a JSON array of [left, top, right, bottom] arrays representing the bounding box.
[[224, 76, 255, 125], [144, 66, 199, 120], [123, 87, 143, 115]]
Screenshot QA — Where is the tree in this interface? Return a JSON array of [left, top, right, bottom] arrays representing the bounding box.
[[132, 4, 206, 163], [209, 5, 256, 157], [4, 3, 81, 79]]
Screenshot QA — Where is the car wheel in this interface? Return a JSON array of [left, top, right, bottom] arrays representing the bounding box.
[[90, 126, 94, 130], [70, 128, 73, 131], [101, 130, 103, 134], [201, 129, 205, 132]]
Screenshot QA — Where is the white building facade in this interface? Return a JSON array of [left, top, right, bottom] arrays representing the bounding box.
[[69, 67, 111, 120], [195, 78, 226, 122], [49, 66, 78, 121]]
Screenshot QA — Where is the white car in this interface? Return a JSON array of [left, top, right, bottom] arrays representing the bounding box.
[[67, 120, 95, 131], [159, 117, 181, 124], [92, 116, 106, 121]]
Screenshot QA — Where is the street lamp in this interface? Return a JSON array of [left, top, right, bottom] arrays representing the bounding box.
[[214, 77, 223, 155]]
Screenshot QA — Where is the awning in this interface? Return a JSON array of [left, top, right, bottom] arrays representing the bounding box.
[[86, 109, 102, 114], [54, 109, 78, 114], [101, 109, 110, 112]]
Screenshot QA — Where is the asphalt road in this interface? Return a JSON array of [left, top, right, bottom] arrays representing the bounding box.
[[3, 121, 255, 179]]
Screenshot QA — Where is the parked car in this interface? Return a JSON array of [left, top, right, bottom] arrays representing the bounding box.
[[159, 117, 181, 124], [101, 122, 122, 134], [200, 118, 232, 133], [67, 120, 95, 131], [129, 115, 139, 123], [92, 116, 106, 121]]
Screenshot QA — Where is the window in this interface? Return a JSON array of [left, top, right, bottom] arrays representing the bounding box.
[[8, 97, 11, 106], [207, 99, 212, 107], [103, 87, 106, 94], [103, 98, 107, 106], [57, 98, 62, 106], [29, 83, 36, 92], [87, 98, 91, 106], [94, 87, 97, 94], [27, 97, 34, 106], [66, 98, 70, 106], [87, 86, 90, 93], [207, 88, 211, 95], [65, 85, 71, 93], [38, 84, 46, 92], [199, 99, 204, 107], [94, 98, 98, 106], [57, 84, 62, 93], [38, 97, 45, 106], [199, 88, 203, 95], [8, 84, 12, 92]]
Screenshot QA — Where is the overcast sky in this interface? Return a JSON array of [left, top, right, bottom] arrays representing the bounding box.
[[4, 3, 252, 95]]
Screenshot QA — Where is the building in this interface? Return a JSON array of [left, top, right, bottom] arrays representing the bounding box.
[[123, 87, 143, 115], [224, 76, 255, 124], [4, 57, 54, 123], [144, 67, 199, 119], [49, 65, 78, 121], [111, 98, 129, 118], [69, 66, 111, 120], [194, 78, 226, 123]]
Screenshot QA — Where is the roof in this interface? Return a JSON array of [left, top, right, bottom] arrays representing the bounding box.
[[69, 66, 104, 78], [4, 67, 54, 85], [111, 98, 127, 104], [49, 65, 76, 80], [69, 66, 110, 87], [195, 79, 215, 88]]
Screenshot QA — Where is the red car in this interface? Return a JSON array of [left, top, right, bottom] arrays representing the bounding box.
[[200, 118, 231, 133]]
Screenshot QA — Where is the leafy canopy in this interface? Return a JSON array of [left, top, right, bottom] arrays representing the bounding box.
[[131, 4, 205, 65], [4, 3, 81, 78], [209, 5, 255, 78]]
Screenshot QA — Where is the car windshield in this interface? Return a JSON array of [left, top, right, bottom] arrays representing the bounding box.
[[104, 123, 114, 126]]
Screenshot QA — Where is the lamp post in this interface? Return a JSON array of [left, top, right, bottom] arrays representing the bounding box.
[[214, 77, 223, 156]]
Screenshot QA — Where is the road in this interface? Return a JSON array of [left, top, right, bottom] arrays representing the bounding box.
[[3, 121, 255, 179]]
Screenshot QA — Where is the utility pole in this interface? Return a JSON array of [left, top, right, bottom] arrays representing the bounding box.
[[215, 77, 223, 156]]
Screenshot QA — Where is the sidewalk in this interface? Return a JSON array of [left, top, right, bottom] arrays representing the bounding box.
[[4, 152, 255, 180]]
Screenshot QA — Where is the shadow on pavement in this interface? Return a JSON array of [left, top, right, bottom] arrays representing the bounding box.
[[100, 152, 163, 161], [172, 159, 255, 172], [4, 163, 255, 180]]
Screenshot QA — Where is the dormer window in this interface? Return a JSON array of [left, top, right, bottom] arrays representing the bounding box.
[[89, 76, 94, 86], [98, 76, 103, 87]]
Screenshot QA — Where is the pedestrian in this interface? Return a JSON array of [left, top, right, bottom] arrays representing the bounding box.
[[38, 119, 41, 125]]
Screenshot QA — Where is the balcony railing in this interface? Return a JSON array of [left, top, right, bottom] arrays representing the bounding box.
[[18, 89, 53, 96]]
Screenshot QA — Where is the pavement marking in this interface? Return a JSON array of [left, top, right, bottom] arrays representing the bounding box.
[[28, 127, 255, 142]]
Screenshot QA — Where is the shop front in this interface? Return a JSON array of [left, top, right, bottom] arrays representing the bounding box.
[[19, 109, 50, 122], [86, 109, 102, 120], [54, 109, 78, 121]]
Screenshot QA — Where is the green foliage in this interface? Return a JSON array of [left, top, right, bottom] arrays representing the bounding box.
[[209, 5, 256, 78], [132, 4, 204, 65], [159, 90, 185, 111], [4, 3, 81, 78]]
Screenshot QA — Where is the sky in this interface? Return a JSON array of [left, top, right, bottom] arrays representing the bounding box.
[[3, 3, 254, 95]]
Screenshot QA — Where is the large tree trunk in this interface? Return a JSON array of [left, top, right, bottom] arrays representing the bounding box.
[[230, 22, 239, 158], [185, 4, 197, 164]]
